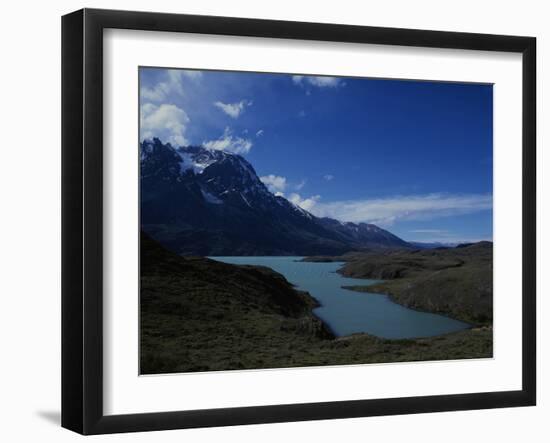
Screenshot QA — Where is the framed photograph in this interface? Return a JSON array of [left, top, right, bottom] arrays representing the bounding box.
[[62, 8, 536, 435]]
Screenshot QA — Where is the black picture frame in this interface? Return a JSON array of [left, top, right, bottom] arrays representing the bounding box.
[[62, 8, 536, 435]]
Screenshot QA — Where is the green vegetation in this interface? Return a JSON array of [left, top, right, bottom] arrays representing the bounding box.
[[141, 234, 492, 374], [337, 242, 493, 325]]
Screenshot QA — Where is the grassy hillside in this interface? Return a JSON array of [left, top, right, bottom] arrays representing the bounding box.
[[338, 242, 493, 325], [141, 234, 492, 374], [140, 232, 332, 374]]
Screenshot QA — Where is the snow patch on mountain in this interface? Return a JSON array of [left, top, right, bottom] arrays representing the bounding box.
[[240, 193, 252, 207], [201, 188, 223, 204], [140, 138, 412, 253], [177, 151, 213, 175]]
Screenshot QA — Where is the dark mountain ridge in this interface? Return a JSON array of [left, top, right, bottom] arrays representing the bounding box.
[[140, 138, 412, 255]]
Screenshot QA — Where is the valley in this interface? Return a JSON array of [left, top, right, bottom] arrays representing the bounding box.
[[139, 138, 493, 374], [140, 233, 492, 374]]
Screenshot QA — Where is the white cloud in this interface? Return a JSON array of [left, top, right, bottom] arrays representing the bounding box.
[[292, 75, 344, 88], [256, 129, 264, 137], [260, 174, 287, 193], [323, 174, 334, 181], [140, 69, 201, 102], [409, 229, 449, 234], [179, 70, 203, 80], [203, 127, 253, 155], [140, 82, 171, 102], [295, 179, 307, 191], [214, 100, 252, 118], [288, 193, 321, 211], [307, 193, 492, 226], [140, 103, 190, 146]]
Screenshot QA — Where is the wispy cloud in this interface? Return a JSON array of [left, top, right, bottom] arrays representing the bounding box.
[[179, 70, 203, 80], [294, 179, 307, 191], [214, 100, 252, 118], [140, 69, 201, 102], [140, 82, 171, 102], [260, 174, 287, 193], [256, 129, 264, 137], [139, 70, 201, 145], [204, 127, 253, 155], [302, 193, 492, 226], [323, 174, 334, 181], [261, 177, 307, 196], [292, 75, 344, 89], [288, 193, 321, 211], [140, 103, 190, 146], [409, 229, 449, 234]]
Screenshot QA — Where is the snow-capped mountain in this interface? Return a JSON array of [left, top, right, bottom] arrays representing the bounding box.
[[140, 138, 411, 255], [316, 217, 411, 249]]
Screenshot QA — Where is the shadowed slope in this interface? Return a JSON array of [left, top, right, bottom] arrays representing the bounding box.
[[140, 234, 491, 374]]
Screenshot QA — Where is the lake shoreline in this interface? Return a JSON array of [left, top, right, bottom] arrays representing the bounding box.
[[303, 242, 493, 327], [142, 235, 492, 374], [342, 284, 474, 333], [296, 280, 477, 342], [215, 256, 471, 339]]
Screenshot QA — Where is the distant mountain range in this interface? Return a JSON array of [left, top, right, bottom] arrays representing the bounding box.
[[140, 138, 412, 255], [409, 241, 459, 249]]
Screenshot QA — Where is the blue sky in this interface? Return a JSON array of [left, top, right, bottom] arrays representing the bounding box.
[[140, 67, 493, 244]]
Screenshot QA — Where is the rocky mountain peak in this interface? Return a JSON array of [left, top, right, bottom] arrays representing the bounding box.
[[140, 139, 411, 255]]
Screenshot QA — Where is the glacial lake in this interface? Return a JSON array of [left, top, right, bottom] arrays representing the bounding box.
[[212, 256, 470, 339]]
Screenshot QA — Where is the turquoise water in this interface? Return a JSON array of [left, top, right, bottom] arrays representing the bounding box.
[[212, 256, 470, 339]]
